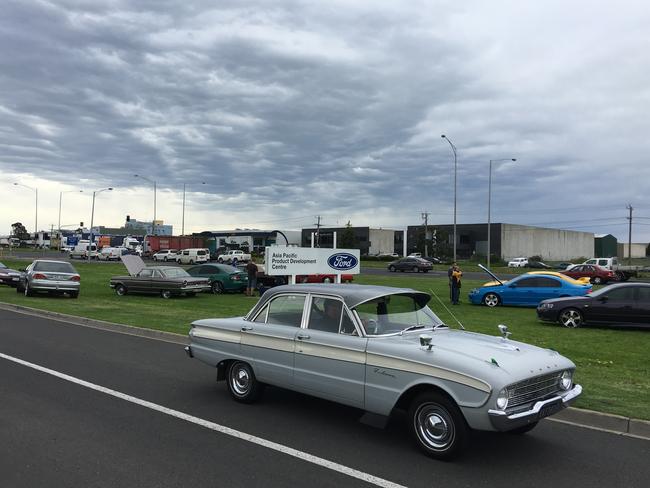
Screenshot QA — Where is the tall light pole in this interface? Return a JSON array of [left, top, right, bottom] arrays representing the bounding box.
[[134, 174, 157, 235], [58, 190, 83, 250], [441, 135, 458, 261], [487, 158, 516, 268], [13, 182, 38, 237], [89, 187, 113, 260], [182, 181, 206, 236]]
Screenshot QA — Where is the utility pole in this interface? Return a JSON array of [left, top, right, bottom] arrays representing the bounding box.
[[421, 211, 430, 257], [626, 204, 633, 264], [314, 215, 322, 248]]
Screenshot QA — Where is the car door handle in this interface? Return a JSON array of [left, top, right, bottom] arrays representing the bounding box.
[[241, 326, 253, 332], [296, 333, 310, 340]]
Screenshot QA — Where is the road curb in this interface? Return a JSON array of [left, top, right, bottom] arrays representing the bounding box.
[[1, 300, 648, 441]]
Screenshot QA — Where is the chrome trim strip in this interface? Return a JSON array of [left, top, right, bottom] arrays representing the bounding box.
[[366, 352, 492, 393], [296, 342, 366, 364], [241, 333, 295, 353], [192, 327, 240, 344]]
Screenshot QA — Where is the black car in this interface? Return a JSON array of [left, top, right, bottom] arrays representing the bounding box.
[[527, 261, 551, 269], [387, 257, 433, 273], [537, 282, 650, 328], [0, 262, 22, 287]]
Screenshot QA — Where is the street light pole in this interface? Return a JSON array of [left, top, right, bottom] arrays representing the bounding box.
[[182, 181, 206, 236], [58, 190, 83, 251], [441, 135, 458, 262], [13, 182, 38, 237], [88, 188, 113, 260], [134, 174, 157, 235], [487, 158, 516, 268]]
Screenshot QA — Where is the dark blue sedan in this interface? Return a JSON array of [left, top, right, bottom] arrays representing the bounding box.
[[468, 265, 592, 307]]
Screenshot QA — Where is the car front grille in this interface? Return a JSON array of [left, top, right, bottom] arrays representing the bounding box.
[[507, 372, 562, 411]]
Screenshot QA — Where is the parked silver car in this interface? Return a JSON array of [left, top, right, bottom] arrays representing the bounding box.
[[186, 284, 581, 459], [16, 260, 81, 298]]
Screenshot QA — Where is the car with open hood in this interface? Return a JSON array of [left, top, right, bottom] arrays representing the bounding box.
[[468, 264, 592, 307], [110, 255, 210, 298], [185, 283, 581, 460]]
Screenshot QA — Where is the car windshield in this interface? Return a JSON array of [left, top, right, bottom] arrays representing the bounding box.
[[33, 262, 76, 273], [161, 268, 190, 278], [0, 263, 6, 269], [353, 293, 444, 336]]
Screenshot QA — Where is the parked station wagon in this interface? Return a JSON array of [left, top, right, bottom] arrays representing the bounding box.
[[186, 284, 582, 459]]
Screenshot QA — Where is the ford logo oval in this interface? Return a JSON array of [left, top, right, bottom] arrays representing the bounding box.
[[327, 253, 358, 271]]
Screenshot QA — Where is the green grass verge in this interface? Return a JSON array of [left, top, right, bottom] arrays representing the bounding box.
[[1, 257, 648, 420]]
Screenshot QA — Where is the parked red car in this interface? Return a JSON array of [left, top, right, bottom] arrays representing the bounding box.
[[561, 264, 616, 285], [296, 274, 353, 284]]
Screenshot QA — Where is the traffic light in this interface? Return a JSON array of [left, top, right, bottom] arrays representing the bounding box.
[[80, 222, 83, 226], [126, 215, 130, 222]]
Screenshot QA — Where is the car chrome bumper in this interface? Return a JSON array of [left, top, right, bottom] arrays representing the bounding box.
[[30, 280, 80, 292], [487, 384, 582, 431]]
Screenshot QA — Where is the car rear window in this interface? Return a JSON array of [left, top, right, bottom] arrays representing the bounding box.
[[162, 268, 190, 278], [197, 250, 206, 255], [34, 262, 76, 273]]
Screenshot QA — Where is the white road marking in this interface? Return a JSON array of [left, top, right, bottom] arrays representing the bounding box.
[[0, 352, 407, 488]]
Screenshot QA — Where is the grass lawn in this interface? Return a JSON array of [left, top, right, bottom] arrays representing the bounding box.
[[1, 257, 648, 420]]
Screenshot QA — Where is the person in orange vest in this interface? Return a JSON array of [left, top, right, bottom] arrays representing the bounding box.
[[451, 264, 462, 305]]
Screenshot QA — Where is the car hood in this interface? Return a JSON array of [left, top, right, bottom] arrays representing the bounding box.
[[120, 255, 146, 276], [367, 328, 574, 389], [480, 280, 508, 288]]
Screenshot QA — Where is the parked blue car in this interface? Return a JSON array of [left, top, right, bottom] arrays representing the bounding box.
[[468, 265, 592, 307]]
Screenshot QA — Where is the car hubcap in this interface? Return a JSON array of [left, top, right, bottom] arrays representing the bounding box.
[[561, 310, 581, 327], [415, 404, 454, 450], [231, 367, 250, 395], [485, 295, 498, 307]]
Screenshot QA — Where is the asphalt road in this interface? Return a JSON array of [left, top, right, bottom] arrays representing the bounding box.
[[1, 310, 648, 487]]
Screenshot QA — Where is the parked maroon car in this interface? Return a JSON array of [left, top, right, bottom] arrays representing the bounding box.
[[561, 264, 616, 285], [296, 274, 354, 283]]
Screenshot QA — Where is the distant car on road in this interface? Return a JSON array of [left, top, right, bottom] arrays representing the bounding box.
[[152, 249, 178, 262], [387, 257, 433, 273], [469, 265, 592, 307], [508, 257, 528, 268], [555, 262, 574, 270], [526, 261, 551, 269], [0, 262, 21, 287], [561, 264, 616, 285], [16, 260, 80, 298], [537, 282, 650, 328]]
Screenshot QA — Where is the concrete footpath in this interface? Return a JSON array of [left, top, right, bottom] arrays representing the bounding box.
[[1, 301, 649, 441]]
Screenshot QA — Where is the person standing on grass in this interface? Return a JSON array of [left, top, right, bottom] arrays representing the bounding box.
[[245, 258, 258, 297], [448, 261, 457, 301], [451, 264, 462, 305]]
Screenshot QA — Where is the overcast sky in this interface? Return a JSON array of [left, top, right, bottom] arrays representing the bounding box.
[[2, 0, 649, 243]]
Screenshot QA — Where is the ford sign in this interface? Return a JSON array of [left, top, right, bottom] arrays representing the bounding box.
[[327, 253, 358, 271]]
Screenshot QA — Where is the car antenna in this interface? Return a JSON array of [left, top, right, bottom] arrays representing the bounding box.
[[429, 288, 466, 330]]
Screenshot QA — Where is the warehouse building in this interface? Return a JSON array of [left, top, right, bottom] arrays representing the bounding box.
[[300, 227, 403, 255], [407, 223, 594, 261], [595, 234, 618, 257]]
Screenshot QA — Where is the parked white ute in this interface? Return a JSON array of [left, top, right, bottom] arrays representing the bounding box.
[[507, 257, 528, 268]]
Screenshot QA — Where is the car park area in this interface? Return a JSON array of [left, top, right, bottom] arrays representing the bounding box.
[[0, 257, 648, 422]]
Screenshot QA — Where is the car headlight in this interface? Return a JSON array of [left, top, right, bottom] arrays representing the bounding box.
[[539, 302, 554, 310], [559, 370, 573, 391], [470, 288, 478, 294], [496, 388, 509, 410]]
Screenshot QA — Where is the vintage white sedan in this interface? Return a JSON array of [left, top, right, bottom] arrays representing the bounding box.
[[186, 284, 581, 459]]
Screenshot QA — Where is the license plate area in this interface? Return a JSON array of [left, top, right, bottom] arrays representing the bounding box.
[[538, 400, 563, 420]]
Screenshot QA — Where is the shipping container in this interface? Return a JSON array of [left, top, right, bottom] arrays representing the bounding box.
[[145, 235, 206, 254]]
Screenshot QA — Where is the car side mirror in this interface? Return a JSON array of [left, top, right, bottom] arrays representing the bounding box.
[[599, 296, 608, 302], [508, 283, 517, 288], [419, 334, 433, 351]]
